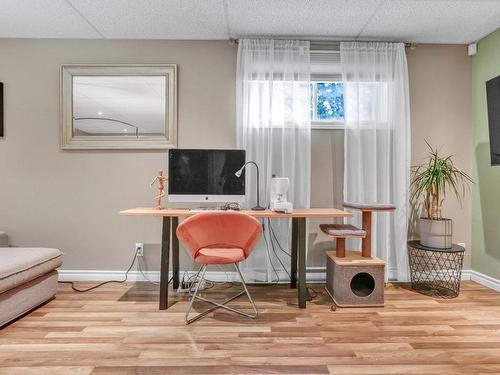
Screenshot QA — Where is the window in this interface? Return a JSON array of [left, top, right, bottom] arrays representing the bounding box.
[[246, 80, 311, 128], [310, 47, 345, 129], [310, 82, 344, 128]]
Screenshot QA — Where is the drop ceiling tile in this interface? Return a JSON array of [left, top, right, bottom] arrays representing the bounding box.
[[360, 0, 500, 44], [226, 0, 383, 39], [0, 0, 101, 38], [70, 0, 228, 39], [0, 0, 498, 44]]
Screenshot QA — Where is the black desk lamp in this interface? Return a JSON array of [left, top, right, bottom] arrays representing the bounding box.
[[234, 161, 266, 211]]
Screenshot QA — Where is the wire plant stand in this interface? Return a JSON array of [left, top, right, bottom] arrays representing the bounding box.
[[407, 240, 465, 298]]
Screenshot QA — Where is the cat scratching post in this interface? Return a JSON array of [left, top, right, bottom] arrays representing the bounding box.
[[321, 202, 396, 307]]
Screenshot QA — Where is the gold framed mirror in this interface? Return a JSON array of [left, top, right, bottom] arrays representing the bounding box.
[[60, 64, 177, 150]]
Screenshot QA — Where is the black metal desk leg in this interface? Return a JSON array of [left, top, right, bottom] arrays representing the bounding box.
[[290, 218, 298, 289], [159, 216, 171, 310], [172, 217, 180, 290], [297, 217, 307, 308]]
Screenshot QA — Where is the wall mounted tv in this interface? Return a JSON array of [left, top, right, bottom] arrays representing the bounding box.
[[487, 75, 500, 166]]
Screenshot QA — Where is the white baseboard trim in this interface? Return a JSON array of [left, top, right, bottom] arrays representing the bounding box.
[[58, 268, 327, 284], [468, 270, 500, 292], [461, 269, 472, 281], [58, 270, 161, 283], [57, 268, 500, 292]]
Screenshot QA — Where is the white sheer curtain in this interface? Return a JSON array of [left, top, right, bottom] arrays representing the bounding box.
[[236, 39, 311, 282], [341, 42, 411, 281]]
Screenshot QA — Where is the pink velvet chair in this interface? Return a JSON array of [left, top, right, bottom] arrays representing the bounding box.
[[176, 211, 262, 324]]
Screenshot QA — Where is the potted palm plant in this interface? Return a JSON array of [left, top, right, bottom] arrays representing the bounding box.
[[411, 142, 472, 249]]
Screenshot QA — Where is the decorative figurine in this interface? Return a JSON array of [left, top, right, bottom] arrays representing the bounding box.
[[150, 170, 168, 210]]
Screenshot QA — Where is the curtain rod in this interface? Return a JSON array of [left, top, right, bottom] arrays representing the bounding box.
[[228, 38, 417, 49]]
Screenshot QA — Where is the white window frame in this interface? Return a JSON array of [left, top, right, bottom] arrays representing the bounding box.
[[310, 81, 345, 130]]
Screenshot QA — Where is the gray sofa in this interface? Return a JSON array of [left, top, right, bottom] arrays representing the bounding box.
[[0, 232, 63, 327]]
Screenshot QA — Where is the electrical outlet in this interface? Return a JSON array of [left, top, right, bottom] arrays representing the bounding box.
[[135, 242, 144, 257]]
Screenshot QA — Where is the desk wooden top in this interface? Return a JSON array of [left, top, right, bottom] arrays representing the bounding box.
[[119, 207, 353, 219]]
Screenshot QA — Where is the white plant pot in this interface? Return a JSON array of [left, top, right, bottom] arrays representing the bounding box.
[[419, 218, 452, 249]]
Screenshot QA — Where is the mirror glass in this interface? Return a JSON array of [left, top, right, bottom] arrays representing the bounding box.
[[72, 76, 167, 137]]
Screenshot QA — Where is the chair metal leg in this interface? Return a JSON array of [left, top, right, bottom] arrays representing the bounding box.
[[184, 263, 258, 325], [185, 264, 207, 324], [234, 263, 258, 318], [187, 264, 204, 293]]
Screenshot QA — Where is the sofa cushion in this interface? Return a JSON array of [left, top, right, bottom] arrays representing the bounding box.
[[0, 270, 58, 327], [0, 248, 63, 294]]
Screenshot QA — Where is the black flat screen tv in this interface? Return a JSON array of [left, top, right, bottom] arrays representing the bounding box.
[[487, 75, 500, 166]]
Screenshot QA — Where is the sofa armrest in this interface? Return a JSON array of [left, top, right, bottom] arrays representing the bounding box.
[[0, 232, 9, 247]]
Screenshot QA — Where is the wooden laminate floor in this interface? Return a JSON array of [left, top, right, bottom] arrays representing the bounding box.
[[1, 281, 500, 374]]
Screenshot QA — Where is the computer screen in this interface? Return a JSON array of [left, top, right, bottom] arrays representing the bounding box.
[[168, 149, 246, 202]]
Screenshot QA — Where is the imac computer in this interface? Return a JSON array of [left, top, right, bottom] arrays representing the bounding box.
[[168, 149, 246, 203]]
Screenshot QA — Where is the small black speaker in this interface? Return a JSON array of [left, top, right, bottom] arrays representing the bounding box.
[[486, 75, 500, 166], [0, 82, 3, 138]]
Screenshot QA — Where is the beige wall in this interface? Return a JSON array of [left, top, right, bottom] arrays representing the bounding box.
[[308, 130, 344, 266], [0, 39, 237, 270], [407, 45, 473, 268], [0, 39, 473, 271]]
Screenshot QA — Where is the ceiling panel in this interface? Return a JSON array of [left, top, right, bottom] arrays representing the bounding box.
[[226, 0, 382, 39], [0, 0, 101, 38], [360, 0, 500, 43], [0, 0, 498, 43], [69, 0, 228, 39]]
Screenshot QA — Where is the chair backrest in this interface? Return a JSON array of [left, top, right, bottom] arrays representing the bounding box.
[[176, 212, 263, 260]]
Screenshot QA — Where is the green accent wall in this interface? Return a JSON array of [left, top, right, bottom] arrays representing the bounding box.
[[472, 28, 500, 279]]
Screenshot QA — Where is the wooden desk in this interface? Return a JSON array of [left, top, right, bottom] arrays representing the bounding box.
[[119, 208, 352, 310]]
